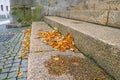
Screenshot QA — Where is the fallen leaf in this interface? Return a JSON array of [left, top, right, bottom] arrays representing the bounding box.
[[93, 78, 101, 80], [34, 50, 43, 53], [18, 71, 23, 77], [53, 57, 60, 61], [18, 52, 27, 59]]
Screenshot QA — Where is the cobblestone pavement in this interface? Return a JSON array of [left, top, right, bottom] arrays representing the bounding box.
[[0, 24, 28, 80]]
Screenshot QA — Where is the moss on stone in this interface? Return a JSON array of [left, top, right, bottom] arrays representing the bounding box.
[[11, 6, 31, 24], [32, 6, 43, 21]]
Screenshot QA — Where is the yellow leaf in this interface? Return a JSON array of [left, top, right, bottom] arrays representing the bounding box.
[[18, 52, 26, 59], [18, 71, 23, 77], [34, 50, 43, 53], [53, 57, 60, 61]]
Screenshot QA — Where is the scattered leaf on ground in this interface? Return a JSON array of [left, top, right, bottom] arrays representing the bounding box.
[[18, 71, 23, 77]]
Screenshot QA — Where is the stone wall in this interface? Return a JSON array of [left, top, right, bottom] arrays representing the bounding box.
[[58, 0, 120, 28], [72, 0, 120, 10], [10, 0, 33, 8], [10, 0, 82, 15], [31, 0, 82, 15]]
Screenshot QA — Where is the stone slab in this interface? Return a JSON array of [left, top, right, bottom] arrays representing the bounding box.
[[28, 50, 113, 80], [30, 22, 54, 53], [108, 11, 120, 28], [57, 10, 108, 25], [28, 21, 113, 80], [45, 16, 120, 80]]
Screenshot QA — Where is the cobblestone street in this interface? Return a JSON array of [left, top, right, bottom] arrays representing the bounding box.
[[0, 24, 28, 80]]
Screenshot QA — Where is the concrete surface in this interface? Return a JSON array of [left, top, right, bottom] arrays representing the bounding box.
[[45, 16, 120, 80], [57, 10, 108, 25], [28, 21, 113, 80]]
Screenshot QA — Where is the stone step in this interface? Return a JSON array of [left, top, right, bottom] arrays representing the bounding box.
[[45, 16, 120, 80], [56, 10, 120, 29], [28, 22, 113, 80]]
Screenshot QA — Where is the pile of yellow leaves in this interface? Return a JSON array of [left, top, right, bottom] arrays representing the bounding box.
[[18, 28, 31, 59], [37, 30, 79, 52]]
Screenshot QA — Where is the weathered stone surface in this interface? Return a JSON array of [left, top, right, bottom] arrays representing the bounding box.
[[28, 21, 113, 80], [45, 16, 120, 80], [28, 50, 113, 80], [0, 73, 8, 79], [109, 0, 120, 10], [30, 22, 54, 53], [108, 11, 120, 28], [95, 1, 109, 10], [57, 11, 70, 18], [0, 25, 29, 80], [6, 24, 30, 28], [57, 10, 108, 25]]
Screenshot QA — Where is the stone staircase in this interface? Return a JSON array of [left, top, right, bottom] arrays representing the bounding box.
[[28, 0, 120, 80], [28, 22, 114, 80]]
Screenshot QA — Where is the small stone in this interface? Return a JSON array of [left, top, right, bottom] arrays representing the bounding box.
[[5, 59, 13, 64], [20, 67, 28, 72], [12, 62, 20, 67], [8, 77, 16, 80], [10, 66, 18, 72], [0, 73, 8, 79], [4, 63, 12, 68], [18, 77, 27, 80], [13, 59, 21, 63], [8, 71, 17, 78], [2, 68, 10, 73]]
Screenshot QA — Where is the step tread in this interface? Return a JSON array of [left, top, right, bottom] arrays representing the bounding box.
[[45, 16, 120, 80], [28, 22, 112, 80], [45, 16, 120, 48]]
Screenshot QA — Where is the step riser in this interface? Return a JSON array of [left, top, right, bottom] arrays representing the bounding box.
[[57, 10, 120, 28], [45, 17, 120, 80]]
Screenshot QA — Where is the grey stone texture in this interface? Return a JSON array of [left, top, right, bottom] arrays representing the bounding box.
[[0, 26, 29, 80], [45, 16, 120, 80], [10, 0, 120, 28], [10, 0, 82, 15], [57, 10, 120, 28], [0, 73, 8, 79], [28, 22, 113, 80], [108, 11, 120, 28], [30, 22, 54, 53]]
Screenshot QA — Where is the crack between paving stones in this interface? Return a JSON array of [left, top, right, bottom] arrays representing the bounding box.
[[2, 33, 22, 71], [7, 34, 23, 79]]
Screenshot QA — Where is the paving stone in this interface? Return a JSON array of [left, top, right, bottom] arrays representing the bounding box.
[[2, 68, 10, 73], [21, 60, 28, 67], [2, 59, 7, 63], [0, 73, 8, 79], [5, 60, 13, 64], [13, 59, 21, 63], [12, 62, 20, 67], [10, 66, 18, 72], [20, 67, 28, 72], [14, 56, 20, 60], [18, 77, 27, 80], [0, 65, 3, 69], [4, 63, 12, 68], [8, 71, 17, 78], [0, 62, 4, 66], [0, 26, 29, 80], [7, 57, 14, 60], [8, 77, 16, 80]]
